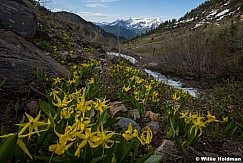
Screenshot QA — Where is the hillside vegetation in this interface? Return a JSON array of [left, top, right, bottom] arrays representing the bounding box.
[[0, 0, 242, 162], [122, 0, 243, 81]]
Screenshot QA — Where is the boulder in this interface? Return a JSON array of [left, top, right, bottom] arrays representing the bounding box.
[[145, 111, 161, 122], [109, 101, 128, 116], [0, 0, 38, 37], [155, 140, 178, 161], [114, 117, 141, 132], [26, 100, 39, 115], [0, 30, 70, 87], [143, 121, 160, 135]]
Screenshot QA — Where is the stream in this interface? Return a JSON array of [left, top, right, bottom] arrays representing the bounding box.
[[106, 52, 198, 97]]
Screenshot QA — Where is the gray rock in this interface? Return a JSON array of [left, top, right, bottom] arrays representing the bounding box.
[[202, 151, 219, 158], [144, 121, 160, 135], [128, 109, 140, 119], [0, 0, 38, 37], [114, 117, 141, 132], [0, 30, 70, 87], [109, 101, 128, 116], [26, 100, 39, 115], [155, 140, 177, 160]]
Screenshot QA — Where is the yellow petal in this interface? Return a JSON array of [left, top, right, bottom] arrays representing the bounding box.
[[74, 146, 81, 157], [0, 133, 15, 138], [78, 140, 87, 149], [49, 144, 57, 152], [17, 139, 33, 159]]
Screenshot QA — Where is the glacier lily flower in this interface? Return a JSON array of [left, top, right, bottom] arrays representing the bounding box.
[[16, 111, 50, 139], [138, 128, 153, 145], [94, 98, 111, 114], [190, 114, 206, 137], [122, 123, 138, 141], [52, 94, 73, 108], [206, 111, 220, 123], [75, 128, 100, 157], [96, 125, 116, 149]]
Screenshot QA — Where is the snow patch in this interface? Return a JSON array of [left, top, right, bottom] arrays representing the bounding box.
[[206, 10, 218, 19], [194, 22, 204, 28], [215, 9, 229, 17]]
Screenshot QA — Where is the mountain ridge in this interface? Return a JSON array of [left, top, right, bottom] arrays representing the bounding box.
[[95, 17, 162, 39]]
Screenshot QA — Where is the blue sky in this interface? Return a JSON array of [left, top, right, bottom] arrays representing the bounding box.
[[45, 0, 207, 22]]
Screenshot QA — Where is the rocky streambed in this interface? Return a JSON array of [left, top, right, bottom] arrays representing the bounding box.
[[107, 52, 198, 97]]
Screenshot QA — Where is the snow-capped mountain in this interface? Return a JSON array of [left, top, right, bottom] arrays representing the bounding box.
[[95, 17, 162, 40], [109, 17, 162, 30]]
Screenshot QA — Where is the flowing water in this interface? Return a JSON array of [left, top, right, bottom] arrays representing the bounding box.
[[107, 52, 198, 97]]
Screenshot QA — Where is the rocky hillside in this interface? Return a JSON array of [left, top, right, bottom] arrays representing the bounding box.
[[0, 0, 122, 87], [121, 0, 243, 82]]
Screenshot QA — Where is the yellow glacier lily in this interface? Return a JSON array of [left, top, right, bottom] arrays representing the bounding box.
[[122, 123, 138, 141], [206, 111, 220, 123], [96, 124, 116, 149], [138, 127, 153, 145], [52, 94, 73, 108], [76, 88, 93, 115], [49, 126, 76, 155], [94, 98, 111, 114], [75, 128, 100, 157], [190, 114, 206, 137], [16, 111, 50, 139]]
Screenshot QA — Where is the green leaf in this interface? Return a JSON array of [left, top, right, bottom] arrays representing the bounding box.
[[0, 78, 6, 88], [34, 155, 71, 163], [93, 110, 108, 131], [0, 134, 18, 162], [144, 155, 162, 163], [129, 139, 140, 163], [225, 119, 234, 133], [238, 112, 243, 121], [39, 100, 56, 116], [166, 128, 174, 139], [135, 148, 155, 163], [4, 104, 10, 119], [119, 140, 135, 163], [46, 112, 56, 126], [17, 139, 33, 159], [90, 155, 107, 163], [15, 101, 20, 115], [212, 124, 219, 139], [13, 144, 27, 163], [104, 117, 120, 129], [237, 132, 243, 142], [175, 136, 188, 161], [169, 116, 176, 137], [0, 126, 6, 135], [225, 126, 237, 138], [34, 127, 52, 154]]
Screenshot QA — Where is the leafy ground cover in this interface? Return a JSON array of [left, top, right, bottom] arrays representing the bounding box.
[[0, 55, 242, 162]]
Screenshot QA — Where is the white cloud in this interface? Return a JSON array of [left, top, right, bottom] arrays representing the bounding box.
[[86, 3, 107, 8], [79, 11, 107, 17], [81, 0, 118, 8]]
